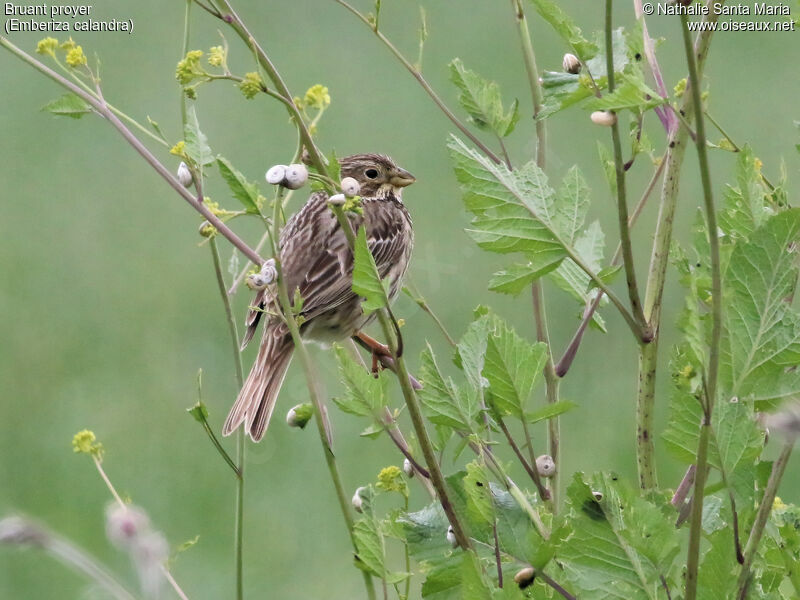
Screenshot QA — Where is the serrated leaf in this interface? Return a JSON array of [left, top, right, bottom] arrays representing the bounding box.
[[488, 252, 565, 295], [721, 209, 800, 404], [464, 461, 494, 525], [483, 318, 547, 418], [697, 529, 738, 600], [538, 71, 594, 121], [584, 77, 665, 112], [352, 226, 389, 313], [558, 473, 681, 599], [184, 105, 214, 166], [418, 344, 474, 432], [354, 515, 386, 577], [555, 166, 590, 244], [216, 157, 260, 214], [524, 400, 577, 424], [455, 314, 492, 394], [528, 0, 598, 60], [41, 93, 92, 119], [718, 146, 774, 242], [449, 58, 519, 138], [333, 345, 386, 417]]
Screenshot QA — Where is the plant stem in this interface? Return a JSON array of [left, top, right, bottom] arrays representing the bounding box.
[[210, 0, 328, 176], [606, 0, 647, 333], [736, 439, 795, 597], [532, 284, 560, 510], [269, 191, 376, 600], [496, 415, 550, 503], [680, 10, 722, 599], [0, 36, 264, 266], [208, 238, 246, 600], [636, 1, 726, 490], [333, 0, 503, 165]]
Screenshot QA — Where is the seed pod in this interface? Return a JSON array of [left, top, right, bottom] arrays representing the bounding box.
[[536, 454, 556, 478], [177, 162, 193, 188], [286, 403, 313, 429], [591, 110, 617, 127], [328, 193, 347, 207], [340, 177, 360, 197], [265, 165, 287, 185], [562, 53, 581, 74], [352, 487, 366, 513], [514, 567, 536, 589], [284, 164, 309, 189], [446, 525, 458, 548], [403, 458, 414, 478]]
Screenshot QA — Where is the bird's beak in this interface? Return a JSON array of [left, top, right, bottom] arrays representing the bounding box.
[[389, 168, 416, 188]]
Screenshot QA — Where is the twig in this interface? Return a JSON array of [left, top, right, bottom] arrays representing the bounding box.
[[496, 415, 550, 503], [680, 9, 722, 599]]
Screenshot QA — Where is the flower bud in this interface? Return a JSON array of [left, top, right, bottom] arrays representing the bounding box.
[[284, 164, 308, 190], [403, 458, 414, 478], [562, 53, 581, 74], [536, 454, 556, 478], [514, 567, 535, 589], [446, 525, 458, 548], [286, 403, 313, 429], [591, 110, 617, 127], [328, 193, 347, 207], [265, 165, 287, 185], [340, 177, 360, 197], [352, 487, 366, 513], [177, 162, 193, 188]]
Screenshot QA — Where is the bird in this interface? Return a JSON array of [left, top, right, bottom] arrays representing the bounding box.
[[223, 154, 416, 442]]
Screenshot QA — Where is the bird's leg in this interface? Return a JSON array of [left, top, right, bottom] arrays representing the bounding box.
[[354, 331, 391, 376]]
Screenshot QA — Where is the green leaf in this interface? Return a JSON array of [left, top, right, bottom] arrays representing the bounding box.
[[538, 71, 594, 121], [718, 146, 773, 242], [721, 208, 800, 404], [455, 313, 492, 394], [186, 401, 209, 423], [41, 93, 92, 119], [555, 165, 591, 245], [418, 344, 474, 432], [332, 345, 386, 417], [524, 400, 577, 424], [352, 226, 389, 313], [216, 157, 261, 214], [464, 461, 494, 525], [584, 76, 665, 112], [528, 0, 598, 60], [183, 105, 214, 166], [488, 253, 565, 295], [449, 58, 519, 138], [558, 473, 681, 599], [483, 318, 548, 418], [697, 530, 738, 600], [461, 552, 493, 600]]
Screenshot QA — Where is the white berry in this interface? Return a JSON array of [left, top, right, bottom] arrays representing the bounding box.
[[403, 458, 414, 478], [177, 162, 193, 188], [340, 177, 360, 197], [265, 165, 287, 185], [352, 487, 366, 513], [535, 454, 556, 478], [283, 163, 308, 189], [591, 110, 617, 127]]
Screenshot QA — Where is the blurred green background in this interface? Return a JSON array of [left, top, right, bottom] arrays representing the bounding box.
[[1, 0, 798, 597]]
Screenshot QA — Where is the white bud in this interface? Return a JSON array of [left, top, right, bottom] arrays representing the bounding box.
[[340, 177, 360, 197], [514, 567, 535, 589], [286, 403, 313, 429], [177, 162, 193, 188], [246, 273, 269, 291], [328, 193, 347, 206], [446, 525, 458, 548], [562, 53, 581, 74], [265, 164, 287, 185], [591, 110, 617, 127], [535, 454, 556, 478], [352, 487, 366, 513], [283, 163, 308, 190], [403, 458, 414, 478]]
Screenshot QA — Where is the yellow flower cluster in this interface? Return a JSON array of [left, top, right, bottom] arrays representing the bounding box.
[[303, 84, 331, 110], [175, 50, 205, 85], [72, 429, 103, 458], [238, 72, 264, 100], [376, 465, 408, 497], [208, 45, 226, 68], [65, 45, 87, 67]]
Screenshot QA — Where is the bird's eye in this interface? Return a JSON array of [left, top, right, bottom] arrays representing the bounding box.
[[365, 168, 379, 179]]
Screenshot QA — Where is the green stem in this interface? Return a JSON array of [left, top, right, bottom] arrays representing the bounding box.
[[208, 237, 246, 600], [269, 191, 376, 600], [210, 0, 328, 176], [636, 343, 658, 489], [605, 0, 647, 334], [736, 439, 795, 597], [637, 1, 726, 490], [681, 10, 722, 600]]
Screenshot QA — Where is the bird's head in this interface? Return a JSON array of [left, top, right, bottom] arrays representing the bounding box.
[[339, 154, 416, 198]]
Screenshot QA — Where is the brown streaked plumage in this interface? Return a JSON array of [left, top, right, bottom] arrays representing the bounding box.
[[223, 154, 415, 441]]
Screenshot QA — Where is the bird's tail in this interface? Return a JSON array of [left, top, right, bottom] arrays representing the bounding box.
[[223, 323, 293, 441]]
